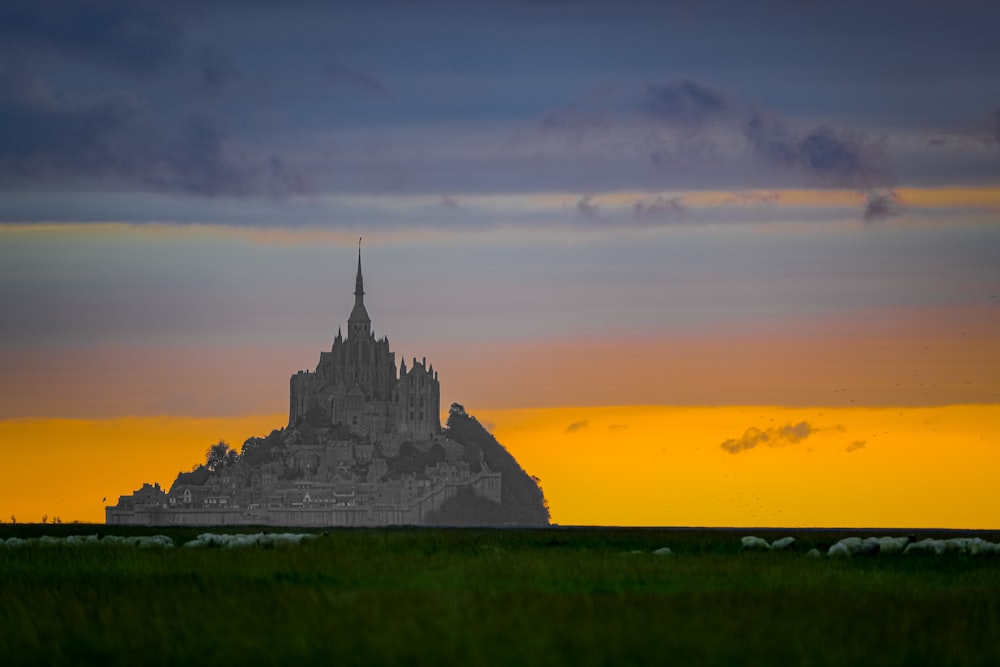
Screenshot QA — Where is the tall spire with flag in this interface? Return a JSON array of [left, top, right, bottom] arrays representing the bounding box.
[[348, 237, 371, 337]]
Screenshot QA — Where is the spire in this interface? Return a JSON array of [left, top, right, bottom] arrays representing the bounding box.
[[347, 237, 371, 336], [354, 236, 364, 307]]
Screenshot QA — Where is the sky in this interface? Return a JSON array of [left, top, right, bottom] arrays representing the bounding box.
[[1, 0, 999, 526]]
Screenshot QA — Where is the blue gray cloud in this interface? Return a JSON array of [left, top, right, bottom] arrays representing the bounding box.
[[0, 0, 995, 224], [633, 195, 686, 222], [863, 190, 904, 223], [0, 0, 181, 73], [0, 66, 305, 198], [644, 80, 728, 126], [720, 422, 814, 454]]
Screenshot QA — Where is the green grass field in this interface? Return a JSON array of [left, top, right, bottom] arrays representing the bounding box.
[[2, 526, 999, 666]]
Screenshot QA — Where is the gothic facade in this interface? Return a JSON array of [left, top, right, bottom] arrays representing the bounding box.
[[288, 249, 441, 443]]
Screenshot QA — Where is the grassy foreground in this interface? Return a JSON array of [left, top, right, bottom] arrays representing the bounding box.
[[1, 526, 999, 666]]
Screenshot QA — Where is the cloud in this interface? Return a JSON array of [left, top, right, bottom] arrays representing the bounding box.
[[0, 0, 182, 73], [863, 190, 903, 222], [846, 440, 867, 453], [439, 195, 460, 209], [720, 421, 814, 454], [744, 113, 888, 188], [543, 78, 891, 190], [632, 195, 685, 222], [641, 80, 889, 187], [565, 420, 589, 434], [994, 107, 1000, 144], [0, 67, 306, 199], [721, 190, 781, 206], [576, 195, 600, 219], [644, 80, 728, 126]]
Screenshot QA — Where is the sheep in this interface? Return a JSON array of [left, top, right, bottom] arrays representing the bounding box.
[[873, 536, 910, 554], [827, 542, 853, 558], [135, 535, 174, 549], [0, 534, 175, 548], [770, 537, 796, 551], [827, 537, 863, 557], [968, 538, 1000, 556], [806, 548, 822, 558], [856, 538, 882, 556], [652, 547, 672, 556], [183, 532, 319, 549], [184, 533, 230, 548], [268, 533, 315, 547], [904, 538, 947, 555], [741, 536, 770, 551]]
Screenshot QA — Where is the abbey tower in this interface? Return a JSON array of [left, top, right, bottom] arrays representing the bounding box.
[[288, 246, 441, 443]]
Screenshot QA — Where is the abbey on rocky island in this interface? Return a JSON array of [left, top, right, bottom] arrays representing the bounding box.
[[106, 245, 506, 527]]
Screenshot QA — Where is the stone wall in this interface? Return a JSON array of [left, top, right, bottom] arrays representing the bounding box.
[[106, 472, 502, 527]]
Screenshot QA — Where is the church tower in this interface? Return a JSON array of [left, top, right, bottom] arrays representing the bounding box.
[[288, 243, 440, 441]]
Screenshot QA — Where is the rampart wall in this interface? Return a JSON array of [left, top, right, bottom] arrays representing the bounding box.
[[106, 472, 502, 527]]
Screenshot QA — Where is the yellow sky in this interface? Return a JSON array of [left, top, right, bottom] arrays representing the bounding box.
[[2, 405, 997, 528], [0, 415, 281, 525], [480, 404, 1000, 529]]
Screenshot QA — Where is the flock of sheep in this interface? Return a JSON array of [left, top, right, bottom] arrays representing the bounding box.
[[0, 532, 319, 549], [1, 532, 998, 556], [741, 534, 1000, 557]]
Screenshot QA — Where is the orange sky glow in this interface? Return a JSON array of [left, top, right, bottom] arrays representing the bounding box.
[[2, 405, 998, 528]]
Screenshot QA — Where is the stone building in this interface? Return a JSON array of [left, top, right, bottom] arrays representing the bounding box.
[[288, 247, 441, 443]]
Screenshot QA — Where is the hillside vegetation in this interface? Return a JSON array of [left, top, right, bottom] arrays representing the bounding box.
[[425, 404, 550, 526]]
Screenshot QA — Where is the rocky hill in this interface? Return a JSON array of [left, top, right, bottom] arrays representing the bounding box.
[[162, 403, 549, 527], [424, 404, 550, 526]]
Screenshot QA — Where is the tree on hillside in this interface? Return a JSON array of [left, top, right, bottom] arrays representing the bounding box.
[[447, 403, 468, 423], [206, 440, 238, 472]]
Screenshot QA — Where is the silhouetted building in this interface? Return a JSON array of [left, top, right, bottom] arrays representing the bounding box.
[[289, 247, 441, 442], [106, 246, 502, 527]]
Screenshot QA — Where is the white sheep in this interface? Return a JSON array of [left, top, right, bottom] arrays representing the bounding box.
[[183, 532, 318, 549], [827, 542, 853, 558], [652, 547, 672, 556], [770, 537, 796, 551], [741, 536, 770, 551], [827, 537, 863, 557], [969, 539, 1000, 556], [135, 535, 174, 549], [904, 538, 946, 555], [872, 536, 910, 554]]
